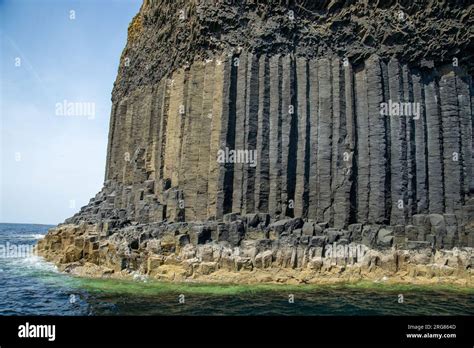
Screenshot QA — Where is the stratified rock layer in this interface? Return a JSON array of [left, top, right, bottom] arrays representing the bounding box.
[[38, 0, 474, 283]]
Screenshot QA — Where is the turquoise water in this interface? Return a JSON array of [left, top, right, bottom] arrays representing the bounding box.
[[0, 223, 473, 315]]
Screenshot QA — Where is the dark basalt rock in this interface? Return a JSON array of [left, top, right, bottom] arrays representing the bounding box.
[[37, 1, 474, 282]]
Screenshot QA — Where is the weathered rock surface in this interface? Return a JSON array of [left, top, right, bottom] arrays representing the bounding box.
[[37, 0, 474, 285], [37, 219, 473, 285]]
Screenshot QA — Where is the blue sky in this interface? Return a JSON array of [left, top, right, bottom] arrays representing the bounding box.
[[1, 0, 142, 224]]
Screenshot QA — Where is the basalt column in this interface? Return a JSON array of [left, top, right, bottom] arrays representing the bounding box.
[[101, 50, 472, 231]]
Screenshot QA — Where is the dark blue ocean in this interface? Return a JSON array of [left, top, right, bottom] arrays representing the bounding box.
[[0, 223, 473, 316]]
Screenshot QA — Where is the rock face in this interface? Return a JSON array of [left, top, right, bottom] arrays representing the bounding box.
[[38, 0, 474, 284]]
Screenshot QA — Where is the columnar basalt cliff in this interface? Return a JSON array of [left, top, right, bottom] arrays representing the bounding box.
[[38, 0, 474, 285]]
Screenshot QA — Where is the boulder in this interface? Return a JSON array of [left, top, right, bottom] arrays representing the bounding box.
[[302, 221, 315, 236], [223, 213, 240, 223], [228, 221, 245, 246], [62, 245, 83, 263], [269, 218, 304, 235], [255, 250, 273, 269], [376, 228, 393, 247], [245, 213, 260, 228], [269, 219, 291, 235], [257, 213, 271, 227], [429, 214, 446, 248], [299, 235, 310, 245], [197, 244, 214, 262], [176, 234, 190, 247], [314, 224, 323, 236], [348, 223, 363, 241], [405, 225, 418, 241], [255, 239, 273, 254], [308, 258, 323, 271], [309, 236, 327, 247], [146, 255, 164, 274], [326, 228, 342, 244], [235, 257, 253, 271], [292, 228, 302, 237], [361, 225, 380, 247], [198, 262, 218, 275]]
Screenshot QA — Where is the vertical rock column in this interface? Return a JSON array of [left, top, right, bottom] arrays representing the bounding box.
[[331, 58, 353, 228], [180, 62, 204, 220], [388, 59, 408, 224], [105, 103, 117, 181], [440, 67, 462, 213], [232, 53, 248, 213], [268, 55, 282, 216], [455, 70, 473, 202], [402, 66, 416, 219], [411, 69, 428, 213], [307, 59, 319, 220], [108, 100, 127, 182], [316, 58, 333, 223], [294, 57, 309, 218], [366, 56, 387, 224], [194, 60, 216, 220], [213, 56, 236, 219], [281, 55, 295, 217], [255, 55, 270, 213], [343, 61, 356, 225], [163, 70, 186, 187], [134, 87, 154, 180], [146, 82, 165, 182], [242, 53, 259, 214], [207, 56, 226, 219], [354, 66, 369, 223], [121, 95, 135, 185], [156, 78, 171, 184], [424, 70, 445, 213]]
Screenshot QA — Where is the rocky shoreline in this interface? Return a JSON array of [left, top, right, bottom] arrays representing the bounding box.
[[37, 214, 473, 287]]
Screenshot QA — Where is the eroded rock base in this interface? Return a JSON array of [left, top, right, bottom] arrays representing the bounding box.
[[37, 216, 473, 286]]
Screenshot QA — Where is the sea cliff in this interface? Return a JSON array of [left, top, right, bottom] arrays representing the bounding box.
[[38, 0, 474, 286]]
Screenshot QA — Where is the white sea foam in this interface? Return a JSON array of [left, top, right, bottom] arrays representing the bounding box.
[[13, 233, 46, 241], [20, 255, 58, 273], [28, 234, 46, 240]]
